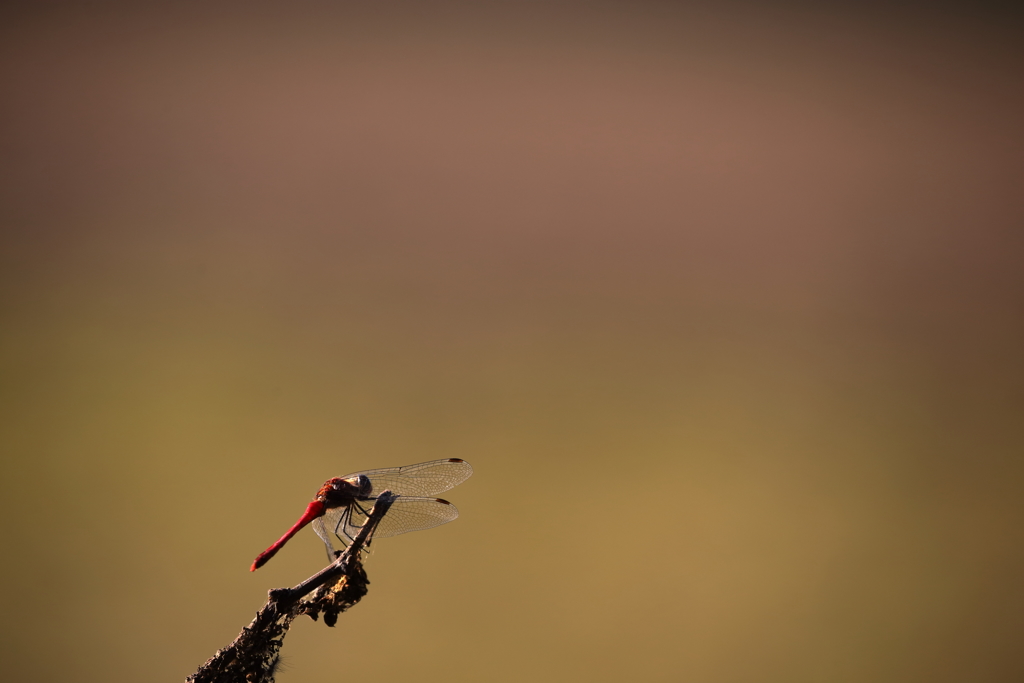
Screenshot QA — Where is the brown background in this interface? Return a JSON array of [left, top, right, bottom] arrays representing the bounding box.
[[1, 3, 1022, 682]]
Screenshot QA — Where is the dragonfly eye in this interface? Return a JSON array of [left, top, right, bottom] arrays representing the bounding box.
[[355, 474, 372, 495]]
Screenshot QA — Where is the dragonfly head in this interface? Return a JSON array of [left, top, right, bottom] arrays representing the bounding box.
[[341, 474, 373, 498]]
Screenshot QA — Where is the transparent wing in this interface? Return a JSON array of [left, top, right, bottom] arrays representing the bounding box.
[[364, 496, 460, 539], [312, 515, 339, 561], [347, 458, 473, 498], [316, 497, 460, 550]]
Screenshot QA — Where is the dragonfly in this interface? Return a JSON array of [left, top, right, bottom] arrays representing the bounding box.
[[251, 458, 473, 571]]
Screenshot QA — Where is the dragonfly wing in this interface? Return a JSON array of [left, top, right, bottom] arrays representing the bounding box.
[[352, 496, 460, 539], [312, 515, 339, 560], [350, 458, 473, 497], [317, 497, 460, 550]]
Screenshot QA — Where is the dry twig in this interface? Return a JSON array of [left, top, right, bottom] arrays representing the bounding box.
[[187, 491, 396, 683]]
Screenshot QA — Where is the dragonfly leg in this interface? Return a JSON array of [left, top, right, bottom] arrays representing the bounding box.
[[349, 500, 378, 547], [332, 505, 359, 548]]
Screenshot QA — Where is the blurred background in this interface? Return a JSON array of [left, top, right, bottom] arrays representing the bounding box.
[[1, 2, 1022, 682]]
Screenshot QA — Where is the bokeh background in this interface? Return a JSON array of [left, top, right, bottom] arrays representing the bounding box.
[[2, 2, 1022, 682]]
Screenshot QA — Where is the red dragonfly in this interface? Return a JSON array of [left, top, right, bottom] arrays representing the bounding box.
[[251, 458, 473, 571]]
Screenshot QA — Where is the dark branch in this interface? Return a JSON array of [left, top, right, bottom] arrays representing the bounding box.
[[186, 491, 397, 683]]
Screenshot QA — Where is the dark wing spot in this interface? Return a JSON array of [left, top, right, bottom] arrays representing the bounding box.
[[436, 498, 451, 505]]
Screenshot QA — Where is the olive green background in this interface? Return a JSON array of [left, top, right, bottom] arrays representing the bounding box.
[[1, 3, 1022, 682]]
